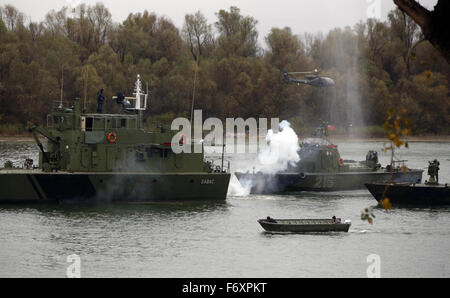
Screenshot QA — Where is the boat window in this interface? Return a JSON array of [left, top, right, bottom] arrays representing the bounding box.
[[121, 118, 127, 128], [86, 117, 93, 131]]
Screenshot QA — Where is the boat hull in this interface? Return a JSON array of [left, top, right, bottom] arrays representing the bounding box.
[[365, 183, 450, 205], [235, 170, 423, 194], [0, 170, 230, 203], [258, 219, 350, 233]]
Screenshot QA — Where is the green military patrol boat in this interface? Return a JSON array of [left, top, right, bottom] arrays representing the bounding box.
[[0, 75, 230, 203], [235, 123, 423, 194]]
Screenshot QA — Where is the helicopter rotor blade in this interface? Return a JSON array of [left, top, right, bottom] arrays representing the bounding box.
[[288, 69, 321, 76], [288, 71, 316, 75]]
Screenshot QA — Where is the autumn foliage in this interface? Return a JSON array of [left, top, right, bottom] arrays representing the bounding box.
[[0, 4, 448, 134]]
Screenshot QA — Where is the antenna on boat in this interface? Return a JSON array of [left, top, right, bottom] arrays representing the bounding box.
[[59, 66, 64, 108], [83, 69, 88, 112], [221, 129, 225, 173], [190, 55, 199, 124], [146, 81, 149, 107], [119, 74, 147, 111], [133, 74, 143, 109]]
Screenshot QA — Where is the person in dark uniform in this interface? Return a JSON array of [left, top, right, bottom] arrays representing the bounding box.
[[427, 159, 440, 184], [434, 159, 440, 184], [96, 88, 105, 113], [266, 216, 277, 223]]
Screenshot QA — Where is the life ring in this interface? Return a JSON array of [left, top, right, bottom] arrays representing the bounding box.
[[338, 157, 344, 167], [179, 134, 189, 145], [107, 131, 117, 143]]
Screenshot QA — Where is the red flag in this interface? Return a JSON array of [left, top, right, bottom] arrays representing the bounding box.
[[327, 125, 335, 131]]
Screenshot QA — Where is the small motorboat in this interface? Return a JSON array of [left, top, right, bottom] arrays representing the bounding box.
[[258, 218, 351, 233]]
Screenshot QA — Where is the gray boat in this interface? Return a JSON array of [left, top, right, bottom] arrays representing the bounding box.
[[258, 218, 351, 233]]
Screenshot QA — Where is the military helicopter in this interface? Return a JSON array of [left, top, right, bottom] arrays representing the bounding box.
[[283, 68, 335, 87]]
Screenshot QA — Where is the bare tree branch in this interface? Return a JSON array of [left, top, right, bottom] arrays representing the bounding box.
[[393, 0, 431, 28], [394, 0, 450, 64]]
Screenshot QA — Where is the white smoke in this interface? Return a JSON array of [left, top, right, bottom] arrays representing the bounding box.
[[255, 120, 300, 174], [228, 120, 300, 196]]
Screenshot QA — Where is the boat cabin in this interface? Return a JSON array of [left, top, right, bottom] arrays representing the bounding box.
[[30, 75, 207, 174]]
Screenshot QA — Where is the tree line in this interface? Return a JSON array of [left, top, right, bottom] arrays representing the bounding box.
[[0, 3, 448, 135]]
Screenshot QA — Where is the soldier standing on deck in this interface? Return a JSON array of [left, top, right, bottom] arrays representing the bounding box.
[[427, 159, 440, 184], [96, 88, 105, 113], [434, 159, 440, 184]]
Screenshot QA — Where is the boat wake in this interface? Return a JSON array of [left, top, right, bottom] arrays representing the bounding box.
[[227, 174, 251, 196]]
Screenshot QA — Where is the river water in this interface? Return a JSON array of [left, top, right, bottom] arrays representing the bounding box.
[[0, 140, 449, 277]]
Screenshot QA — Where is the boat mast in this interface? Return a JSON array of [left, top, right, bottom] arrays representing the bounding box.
[[190, 54, 199, 125], [59, 66, 64, 108], [83, 69, 88, 112]]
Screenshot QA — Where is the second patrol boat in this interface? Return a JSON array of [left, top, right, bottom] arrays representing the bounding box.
[[235, 124, 423, 193]]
